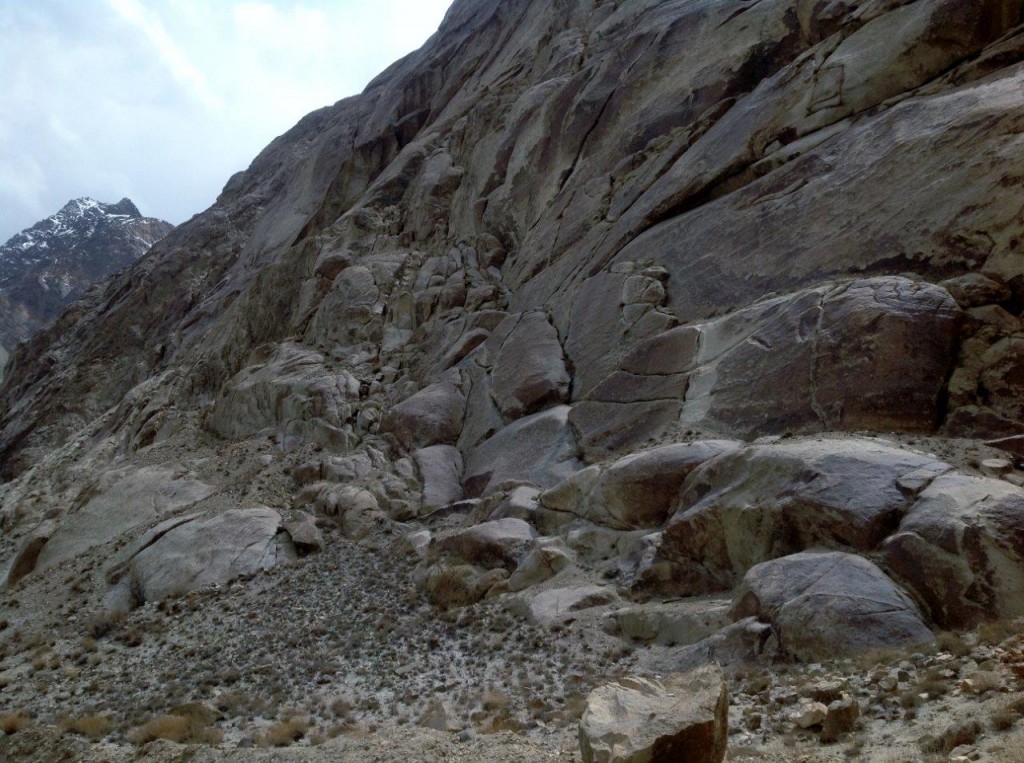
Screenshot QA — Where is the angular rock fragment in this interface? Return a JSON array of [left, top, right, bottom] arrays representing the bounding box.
[[579, 665, 728, 763]]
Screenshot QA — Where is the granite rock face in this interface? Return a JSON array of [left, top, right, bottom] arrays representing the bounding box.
[[3, 1, 1024, 733]]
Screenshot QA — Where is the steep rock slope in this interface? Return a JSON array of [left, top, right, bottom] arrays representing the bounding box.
[[3, 0, 1024, 757], [0, 198, 172, 380]]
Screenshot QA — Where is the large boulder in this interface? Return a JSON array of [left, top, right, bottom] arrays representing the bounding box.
[[541, 440, 739, 530], [515, 584, 620, 628], [463, 406, 583, 496], [431, 518, 538, 571], [653, 438, 951, 595], [884, 474, 1024, 627], [382, 378, 466, 450], [107, 508, 299, 605], [206, 343, 359, 449], [730, 550, 936, 661], [413, 445, 464, 511], [579, 665, 728, 763], [31, 466, 215, 573], [489, 311, 571, 420]]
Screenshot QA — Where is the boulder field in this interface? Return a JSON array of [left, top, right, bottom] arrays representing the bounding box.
[[3, 0, 1024, 759]]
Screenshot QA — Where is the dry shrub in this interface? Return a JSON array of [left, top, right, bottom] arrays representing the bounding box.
[[260, 718, 309, 747], [0, 712, 31, 734], [936, 630, 972, 657], [127, 713, 222, 746], [84, 610, 125, 639], [60, 714, 113, 741], [979, 619, 1024, 646]]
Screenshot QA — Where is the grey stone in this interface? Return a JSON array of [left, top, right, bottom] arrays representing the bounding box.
[[730, 550, 936, 661]]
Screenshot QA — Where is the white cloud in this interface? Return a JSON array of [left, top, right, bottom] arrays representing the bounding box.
[[0, 0, 454, 242]]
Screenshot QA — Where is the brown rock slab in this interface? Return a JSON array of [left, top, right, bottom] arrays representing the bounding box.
[[579, 665, 728, 763]]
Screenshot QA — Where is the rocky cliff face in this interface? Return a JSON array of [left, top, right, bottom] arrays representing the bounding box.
[[3, 1, 1024, 759], [0, 198, 172, 381]]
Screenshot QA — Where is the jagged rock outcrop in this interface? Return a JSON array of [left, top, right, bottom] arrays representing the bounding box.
[[0, 197, 171, 381]]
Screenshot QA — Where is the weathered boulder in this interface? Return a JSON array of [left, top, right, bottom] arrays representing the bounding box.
[[570, 277, 960, 455], [654, 438, 951, 595], [821, 697, 860, 743], [431, 518, 538, 571], [33, 466, 215, 573], [382, 379, 466, 450], [884, 474, 1024, 627], [414, 445, 464, 511], [941, 273, 1011, 308], [612, 597, 732, 647], [677, 278, 961, 436], [489, 311, 570, 421], [730, 550, 936, 661], [280, 511, 324, 554], [5, 520, 57, 587], [514, 584, 620, 628], [541, 440, 739, 530], [463, 406, 582, 496], [304, 483, 384, 539], [107, 508, 298, 605], [579, 665, 728, 763], [420, 563, 507, 608], [206, 343, 359, 449], [506, 540, 572, 593]]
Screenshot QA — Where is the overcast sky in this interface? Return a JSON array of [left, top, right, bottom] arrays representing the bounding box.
[[0, 0, 454, 241]]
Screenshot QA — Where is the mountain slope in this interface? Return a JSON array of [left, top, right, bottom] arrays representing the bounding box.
[[2, 0, 1024, 758], [0, 198, 172, 380]]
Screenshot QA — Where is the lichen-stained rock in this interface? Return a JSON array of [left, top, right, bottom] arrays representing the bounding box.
[[884, 474, 1024, 628], [653, 438, 951, 595], [463, 406, 583, 496], [541, 440, 740, 530], [206, 343, 359, 448], [730, 550, 936, 661], [579, 665, 728, 763], [107, 508, 298, 605], [382, 378, 466, 451], [490, 311, 571, 421]]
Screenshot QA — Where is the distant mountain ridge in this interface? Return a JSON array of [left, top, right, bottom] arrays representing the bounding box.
[[0, 197, 172, 377]]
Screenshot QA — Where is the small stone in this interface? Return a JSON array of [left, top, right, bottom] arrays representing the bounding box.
[[792, 700, 828, 729], [980, 458, 1013, 476], [820, 697, 860, 743]]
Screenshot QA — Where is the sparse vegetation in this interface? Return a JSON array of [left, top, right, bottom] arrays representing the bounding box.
[[127, 713, 222, 746], [0, 712, 31, 734], [60, 714, 113, 741]]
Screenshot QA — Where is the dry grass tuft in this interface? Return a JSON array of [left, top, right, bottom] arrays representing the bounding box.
[[60, 714, 113, 741], [127, 713, 222, 746], [0, 712, 31, 734], [260, 718, 310, 747]]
